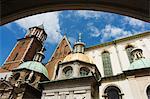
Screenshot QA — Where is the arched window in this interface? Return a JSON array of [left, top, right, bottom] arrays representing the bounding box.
[[103, 86, 123, 99], [63, 66, 73, 78], [13, 73, 20, 81], [80, 67, 90, 77], [102, 51, 113, 76], [125, 45, 134, 63], [147, 85, 150, 99]]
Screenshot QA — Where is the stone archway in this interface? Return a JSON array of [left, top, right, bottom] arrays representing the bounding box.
[[1, 0, 149, 25]]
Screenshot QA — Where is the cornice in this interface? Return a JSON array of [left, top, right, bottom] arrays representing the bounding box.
[[85, 31, 150, 51]]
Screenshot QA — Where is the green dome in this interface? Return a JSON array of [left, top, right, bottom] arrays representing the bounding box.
[[130, 58, 150, 70], [17, 61, 48, 77]]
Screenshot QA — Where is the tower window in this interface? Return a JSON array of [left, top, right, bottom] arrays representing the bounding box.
[[147, 85, 150, 99], [21, 41, 25, 46], [13, 73, 20, 81], [125, 45, 134, 63], [102, 51, 113, 77], [103, 86, 123, 99], [12, 53, 18, 61], [19, 41, 25, 48]]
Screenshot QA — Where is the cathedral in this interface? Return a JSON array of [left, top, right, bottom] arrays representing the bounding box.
[[0, 25, 150, 99]]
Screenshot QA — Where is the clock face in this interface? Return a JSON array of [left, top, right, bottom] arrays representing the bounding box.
[[63, 66, 73, 78]]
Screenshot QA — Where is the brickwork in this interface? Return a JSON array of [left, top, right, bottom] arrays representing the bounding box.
[[46, 37, 72, 79], [1, 37, 42, 72], [24, 38, 42, 61], [6, 38, 31, 62]]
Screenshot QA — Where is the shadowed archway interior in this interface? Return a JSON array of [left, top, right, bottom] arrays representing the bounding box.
[[1, 0, 149, 25]]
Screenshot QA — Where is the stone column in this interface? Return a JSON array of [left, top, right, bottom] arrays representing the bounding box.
[[54, 92, 59, 99], [73, 62, 80, 77], [86, 90, 91, 99], [57, 65, 63, 79], [41, 93, 46, 99], [19, 71, 26, 80], [69, 91, 74, 99]]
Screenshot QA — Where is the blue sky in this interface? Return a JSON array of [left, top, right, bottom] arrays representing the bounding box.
[[0, 10, 150, 65]]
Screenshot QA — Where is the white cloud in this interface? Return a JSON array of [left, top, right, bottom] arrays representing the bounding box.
[[76, 10, 102, 19], [124, 17, 145, 27], [100, 25, 132, 42], [15, 12, 62, 44], [68, 36, 76, 46], [88, 25, 101, 37]]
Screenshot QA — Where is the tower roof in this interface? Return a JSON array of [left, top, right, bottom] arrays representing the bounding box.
[[37, 24, 44, 29], [15, 61, 48, 77], [62, 33, 93, 64]]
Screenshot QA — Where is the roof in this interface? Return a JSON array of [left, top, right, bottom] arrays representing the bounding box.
[[129, 58, 150, 70], [63, 53, 94, 64], [48, 35, 72, 61], [37, 24, 44, 29], [85, 31, 150, 51], [15, 61, 48, 77]]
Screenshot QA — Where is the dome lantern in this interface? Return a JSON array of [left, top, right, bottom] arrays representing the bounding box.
[[73, 33, 85, 53], [129, 47, 150, 70], [131, 47, 144, 61], [33, 47, 45, 62]]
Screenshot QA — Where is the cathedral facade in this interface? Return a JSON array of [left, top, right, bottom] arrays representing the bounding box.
[[0, 25, 150, 99]]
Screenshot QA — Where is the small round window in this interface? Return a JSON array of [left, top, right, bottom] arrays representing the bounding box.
[[63, 66, 73, 78], [80, 67, 90, 77]]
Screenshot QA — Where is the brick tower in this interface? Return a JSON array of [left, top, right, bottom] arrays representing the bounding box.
[[1, 25, 47, 72]]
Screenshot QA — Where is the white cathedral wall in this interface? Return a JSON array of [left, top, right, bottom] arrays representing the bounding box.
[[85, 35, 150, 77], [99, 79, 134, 99], [127, 76, 150, 99], [85, 35, 150, 99], [99, 75, 150, 99], [85, 44, 124, 77], [42, 86, 92, 99]]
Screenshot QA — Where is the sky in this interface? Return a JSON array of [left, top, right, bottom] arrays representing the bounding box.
[[0, 10, 150, 65]]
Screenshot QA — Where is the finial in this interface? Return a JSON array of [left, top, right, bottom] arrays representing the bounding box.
[[64, 32, 67, 36], [78, 33, 82, 42], [38, 24, 44, 29]]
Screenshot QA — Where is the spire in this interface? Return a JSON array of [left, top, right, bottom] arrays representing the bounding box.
[[78, 32, 82, 42], [73, 33, 85, 53], [37, 24, 44, 29], [33, 47, 45, 62]]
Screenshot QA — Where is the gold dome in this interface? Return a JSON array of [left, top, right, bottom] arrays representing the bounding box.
[[63, 53, 94, 64]]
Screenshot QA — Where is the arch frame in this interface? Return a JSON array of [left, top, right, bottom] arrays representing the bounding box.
[[144, 83, 150, 99], [1, 0, 149, 25], [102, 84, 124, 99], [103, 84, 123, 95]]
